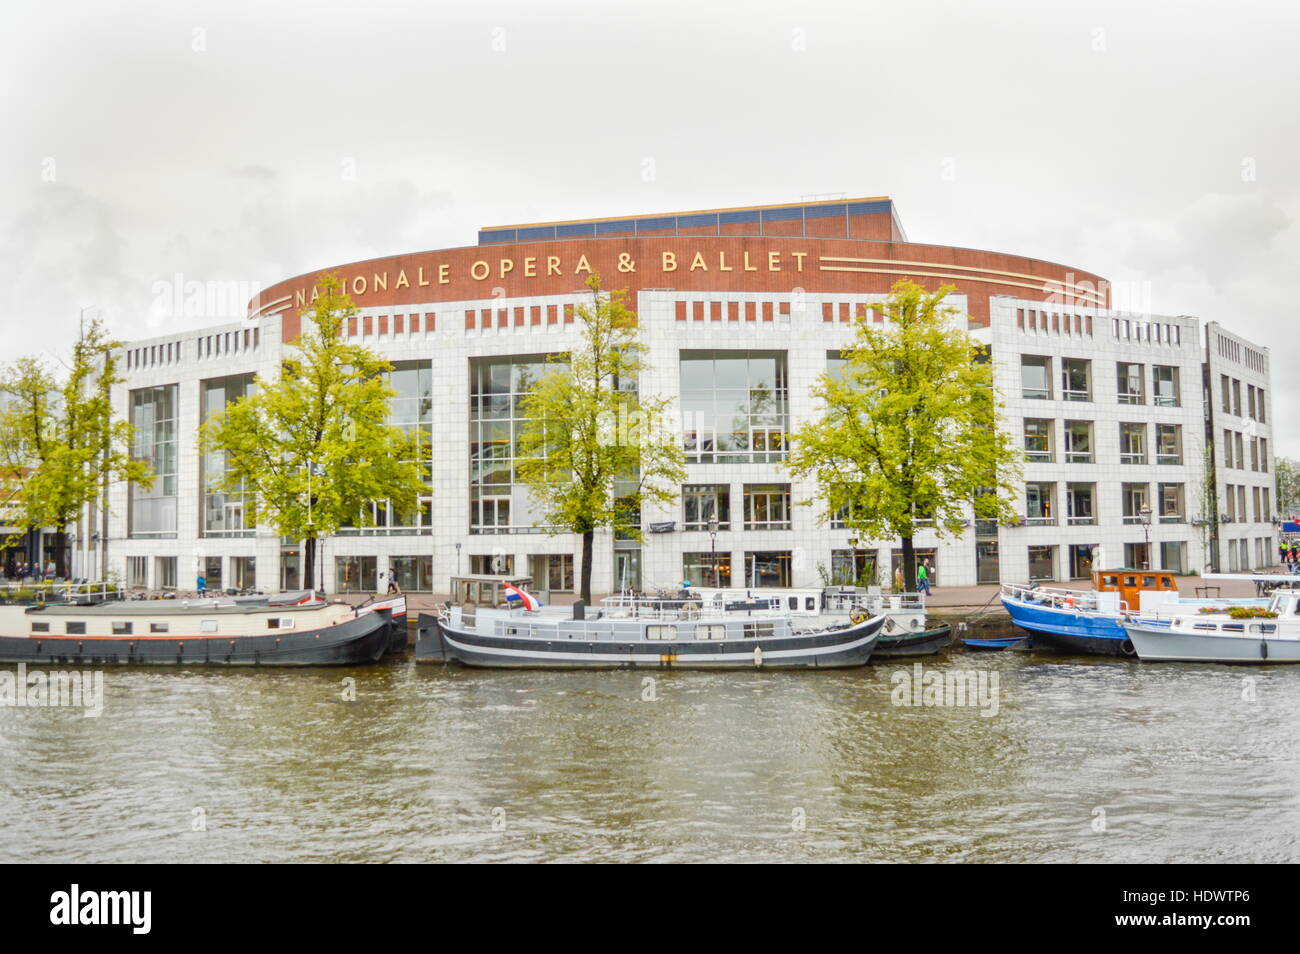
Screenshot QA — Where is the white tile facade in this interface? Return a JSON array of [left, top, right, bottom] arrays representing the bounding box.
[[81, 292, 1275, 593]]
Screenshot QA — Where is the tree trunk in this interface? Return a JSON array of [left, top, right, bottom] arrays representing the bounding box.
[[303, 536, 317, 593], [53, 524, 67, 579], [901, 535, 916, 595], [580, 529, 594, 604]]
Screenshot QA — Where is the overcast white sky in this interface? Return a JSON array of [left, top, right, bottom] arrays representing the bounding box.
[[3, 0, 1299, 449]]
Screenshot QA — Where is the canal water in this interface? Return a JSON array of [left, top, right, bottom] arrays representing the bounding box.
[[1, 650, 1296, 863]]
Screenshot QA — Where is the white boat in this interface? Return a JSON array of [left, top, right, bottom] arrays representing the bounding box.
[[1123, 588, 1300, 663]]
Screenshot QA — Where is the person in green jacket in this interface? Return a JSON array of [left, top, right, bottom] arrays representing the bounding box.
[[917, 560, 931, 595]]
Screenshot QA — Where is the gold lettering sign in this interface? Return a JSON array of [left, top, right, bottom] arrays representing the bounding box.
[[284, 247, 811, 310]]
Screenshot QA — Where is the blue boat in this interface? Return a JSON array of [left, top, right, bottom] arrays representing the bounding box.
[[1000, 569, 1264, 658], [963, 635, 1028, 650]]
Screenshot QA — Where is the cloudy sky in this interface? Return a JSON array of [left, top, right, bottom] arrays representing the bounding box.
[[4, 0, 1299, 448]]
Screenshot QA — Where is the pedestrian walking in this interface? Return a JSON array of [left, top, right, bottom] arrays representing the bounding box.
[[386, 569, 400, 595], [893, 565, 904, 593], [196, 573, 206, 597], [917, 560, 931, 596]]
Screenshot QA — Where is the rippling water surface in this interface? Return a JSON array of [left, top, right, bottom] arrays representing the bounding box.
[[1, 647, 1297, 863]]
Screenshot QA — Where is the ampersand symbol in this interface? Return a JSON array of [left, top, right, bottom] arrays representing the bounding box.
[[617, 252, 636, 273]]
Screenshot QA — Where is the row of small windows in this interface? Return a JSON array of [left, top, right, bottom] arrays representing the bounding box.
[[1222, 429, 1270, 473], [1015, 309, 1095, 337], [1021, 481, 1187, 526], [1020, 356, 1181, 406], [1222, 484, 1273, 524], [1022, 419, 1184, 466], [1219, 374, 1267, 423]]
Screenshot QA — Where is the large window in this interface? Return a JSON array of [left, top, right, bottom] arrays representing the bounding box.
[[1117, 363, 1144, 405], [1160, 541, 1186, 574], [1023, 419, 1053, 462], [743, 484, 791, 531], [682, 484, 731, 530], [1122, 483, 1150, 524], [744, 551, 792, 588], [469, 355, 556, 533], [1158, 483, 1185, 523], [1061, 358, 1091, 401], [1067, 483, 1096, 525], [390, 555, 434, 592], [231, 556, 256, 590], [1064, 420, 1093, 463], [1155, 424, 1183, 465], [335, 555, 377, 593], [1027, 546, 1056, 582], [546, 554, 574, 592], [129, 384, 178, 537], [1025, 482, 1056, 525], [830, 549, 877, 586], [1069, 544, 1096, 580], [1120, 422, 1147, 465], [1020, 356, 1051, 400], [202, 374, 256, 536], [681, 351, 788, 464], [341, 361, 434, 535], [1152, 366, 1180, 407], [683, 551, 731, 588]]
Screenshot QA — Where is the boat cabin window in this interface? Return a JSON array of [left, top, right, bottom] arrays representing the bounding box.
[[743, 622, 777, 639], [806, 597, 817, 611], [150, 622, 169, 633], [1141, 576, 1156, 588], [267, 618, 295, 630], [1101, 575, 1118, 587], [695, 624, 725, 640], [201, 620, 218, 634], [1123, 576, 1137, 587], [646, 625, 677, 641], [31, 622, 49, 633], [65, 622, 85, 635], [112, 622, 132, 635], [787, 597, 798, 610]]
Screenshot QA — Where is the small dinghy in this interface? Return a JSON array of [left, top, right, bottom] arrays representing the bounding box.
[[962, 635, 1029, 650]]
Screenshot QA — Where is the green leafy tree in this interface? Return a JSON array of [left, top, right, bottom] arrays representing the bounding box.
[[0, 319, 149, 578], [787, 279, 1021, 589], [516, 274, 687, 602], [1275, 456, 1300, 519], [200, 274, 425, 592]]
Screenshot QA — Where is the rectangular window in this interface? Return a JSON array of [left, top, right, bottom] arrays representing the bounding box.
[[1235, 432, 1244, 472], [682, 552, 731, 588], [1122, 483, 1150, 524], [469, 354, 563, 534], [743, 484, 791, 531], [1232, 379, 1242, 416], [1160, 541, 1186, 574], [1067, 483, 1096, 525], [744, 551, 792, 587], [31, 622, 49, 634], [1120, 422, 1147, 465], [112, 621, 132, 635], [155, 556, 177, 590], [830, 549, 878, 586], [695, 624, 726, 641], [390, 555, 434, 593], [1063, 420, 1093, 463], [1069, 544, 1096, 580], [1027, 546, 1057, 582], [150, 622, 169, 634], [545, 554, 574, 593], [1125, 542, 1152, 571], [202, 374, 257, 537], [127, 555, 148, 588], [1250, 437, 1259, 472], [66, 621, 86, 635], [1020, 356, 1051, 400], [1060, 358, 1091, 401], [1023, 419, 1054, 462], [1025, 482, 1056, 525], [1152, 366, 1180, 407], [335, 555, 378, 593], [1155, 424, 1183, 465], [682, 484, 731, 530], [231, 556, 256, 591], [1117, 363, 1144, 405], [1221, 374, 1232, 414], [469, 554, 514, 575], [681, 350, 789, 464], [129, 384, 179, 537], [1224, 428, 1235, 469], [1158, 483, 1185, 523]]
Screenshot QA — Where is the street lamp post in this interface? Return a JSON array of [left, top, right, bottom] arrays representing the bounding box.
[[708, 514, 719, 588], [1139, 506, 1153, 570]]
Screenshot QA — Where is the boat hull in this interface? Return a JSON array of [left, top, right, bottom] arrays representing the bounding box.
[[0, 611, 391, 666], [872, 623, 952, 657], [1001, 598, 1137, 657], [1125, 622, 1300, 664], [416, 614, 883, 669]]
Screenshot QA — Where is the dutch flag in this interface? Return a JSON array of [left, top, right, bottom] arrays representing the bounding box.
[[504, 583, 543, 611]]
